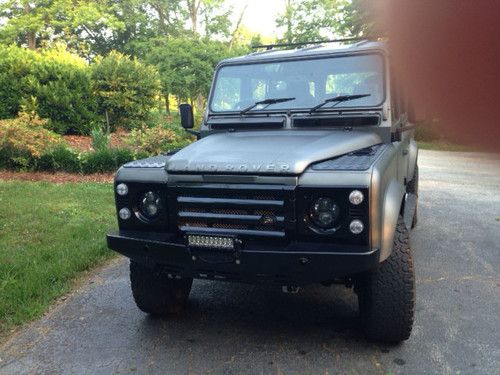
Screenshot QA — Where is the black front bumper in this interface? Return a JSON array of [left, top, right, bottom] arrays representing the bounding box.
[[107, 231, 380, 286]]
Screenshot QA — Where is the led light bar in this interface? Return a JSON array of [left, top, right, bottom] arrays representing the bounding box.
[[187, 234, 235, 250]]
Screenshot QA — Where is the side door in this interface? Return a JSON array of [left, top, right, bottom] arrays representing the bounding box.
[[391, 74, 409, 185]]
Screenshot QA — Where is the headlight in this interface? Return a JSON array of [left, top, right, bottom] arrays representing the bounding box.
[[309, 197, 340, 229], [349, 190, 364, 205], [139, 191, 162, 219]]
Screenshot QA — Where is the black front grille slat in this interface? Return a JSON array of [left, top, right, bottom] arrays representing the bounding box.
[[179, 211, 285, 225], [179, 226, 285, 238], [177, 196, 284, 208], [349, 207, 365, 217], [173, 185, 291, 239]]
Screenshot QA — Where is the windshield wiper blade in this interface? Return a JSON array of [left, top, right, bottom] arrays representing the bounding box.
[[309, 94, 371, 113], [240, 97, 296, 115]]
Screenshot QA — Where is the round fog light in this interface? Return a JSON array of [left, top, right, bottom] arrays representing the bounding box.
[[349, 219, 364, 234], [116, 183, 128, 196], [349, 190, 364, 205], [119, 207, 131, 220]]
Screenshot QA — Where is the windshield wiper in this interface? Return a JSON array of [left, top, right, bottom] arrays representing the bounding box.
[[309, 94, 371, 114], [240, 97, 296, 115]]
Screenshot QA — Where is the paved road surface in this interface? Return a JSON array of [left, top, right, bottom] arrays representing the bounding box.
[[1, 150, 499, 375]]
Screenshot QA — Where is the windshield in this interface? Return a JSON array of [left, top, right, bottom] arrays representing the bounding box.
[[210, 53, 385, 113]]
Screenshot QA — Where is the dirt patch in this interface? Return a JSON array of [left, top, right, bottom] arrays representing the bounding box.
[[64, 129, 129, 152], [0, 170, 113, 183]]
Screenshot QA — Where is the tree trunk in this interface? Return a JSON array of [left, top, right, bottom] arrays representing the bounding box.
[[27, 33, 36, 50], [24, 3, 36, 49], [285, 0, 293, 44], [229, 4, 247, 49], [165, 94, 170, 115], [195, 94, 204, 112], [187, 0, 201, 35]]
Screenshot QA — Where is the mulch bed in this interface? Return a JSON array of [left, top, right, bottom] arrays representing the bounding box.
[[64, 129, 129, 152], [0, 170, 114, 183]]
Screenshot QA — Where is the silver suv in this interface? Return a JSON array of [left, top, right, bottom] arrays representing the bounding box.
[[107, 41, 418, 343]]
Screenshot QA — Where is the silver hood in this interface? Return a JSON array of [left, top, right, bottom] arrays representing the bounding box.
[[166, 130, 382, 175]]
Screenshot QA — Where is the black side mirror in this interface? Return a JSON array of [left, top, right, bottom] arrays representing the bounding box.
[[179, 104, 194, 129]]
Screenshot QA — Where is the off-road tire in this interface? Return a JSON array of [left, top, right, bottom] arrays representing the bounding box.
[[407, 164, 419, 228], [130, 261, 193, 315], [356, 217, 415, 343]]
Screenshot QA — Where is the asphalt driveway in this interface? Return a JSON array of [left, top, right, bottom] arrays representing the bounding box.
[[1, 150, 499, 375]]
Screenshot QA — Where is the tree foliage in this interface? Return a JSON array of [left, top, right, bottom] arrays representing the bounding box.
[[144, 38, 247, 111], [0, 0, 125, 54], [275, 0, 377, 44], [0, 0, 376, 130]]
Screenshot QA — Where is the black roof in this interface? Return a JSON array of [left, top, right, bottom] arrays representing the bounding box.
[[219, 41, 388, 65]]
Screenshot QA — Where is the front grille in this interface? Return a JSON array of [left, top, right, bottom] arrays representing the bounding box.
[[170, 184, 295, 239]]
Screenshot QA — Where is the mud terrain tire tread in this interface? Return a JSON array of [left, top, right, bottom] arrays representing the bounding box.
[[357, 216, 415, 343], [130, 261, 192, 315]]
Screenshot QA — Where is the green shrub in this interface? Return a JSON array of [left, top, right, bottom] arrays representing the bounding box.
[[90, 127, 110, 151], [113, 148, 136, 167], [32, 46, 97, 135], [91, 51, 161, 130], [81, 148, 134, 174], [0, 112, 63, 170], [38, 145, 81, 173], [126, 123, 193, 155], [0, 45, 38, 119], [0, 45, 97, 135]]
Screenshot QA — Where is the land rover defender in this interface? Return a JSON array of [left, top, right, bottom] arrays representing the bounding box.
[[107, 41, 418, 343]]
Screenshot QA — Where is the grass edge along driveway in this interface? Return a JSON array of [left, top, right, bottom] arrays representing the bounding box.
[[0, 180, 116, 340]]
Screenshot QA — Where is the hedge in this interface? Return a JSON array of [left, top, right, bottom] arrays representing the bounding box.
[[0, 45, 161, 135]]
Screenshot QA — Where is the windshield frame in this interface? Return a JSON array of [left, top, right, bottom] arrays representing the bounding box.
[[207, 51, 387, 115]]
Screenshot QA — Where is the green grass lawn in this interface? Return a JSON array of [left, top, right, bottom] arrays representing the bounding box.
[[417, 141, 476, 152], [0, 181, 116, 339]]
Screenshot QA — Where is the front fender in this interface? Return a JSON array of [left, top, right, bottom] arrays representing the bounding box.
[[408, 138, 418, 179], [380, 179, 405, 261]]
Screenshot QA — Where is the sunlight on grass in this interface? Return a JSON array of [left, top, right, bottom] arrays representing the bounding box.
[[417, 141, 475, 152], [0, 181, 116, 339]]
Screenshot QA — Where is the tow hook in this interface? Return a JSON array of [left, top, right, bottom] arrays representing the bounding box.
[[282, 285, 300, 294]]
